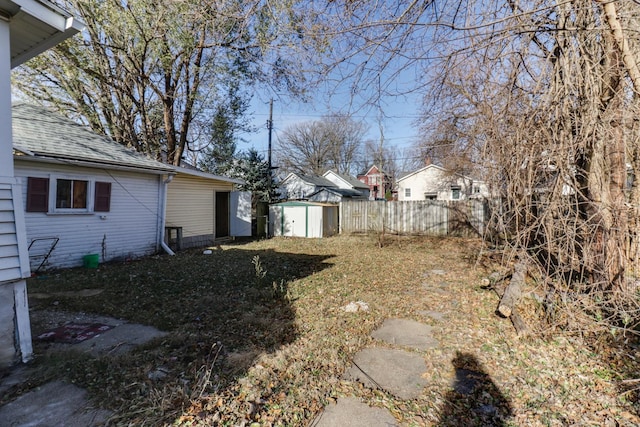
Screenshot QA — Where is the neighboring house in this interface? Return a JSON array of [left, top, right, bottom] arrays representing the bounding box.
[[357, 165, 392, 200], [12, 104, 176, 270], [166, 167, 251, 249], [322, 170, 370, 199], [1, 0, 83, 367], [279, 173, 336, 200], [308, 187, 366, 204], [396, 164, 489, 201]]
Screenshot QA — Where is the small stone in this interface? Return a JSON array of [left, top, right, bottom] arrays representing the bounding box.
[[343, 301, 369, 312]]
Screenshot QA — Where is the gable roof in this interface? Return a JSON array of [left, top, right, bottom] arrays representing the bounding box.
[[396, 164, 477, 183], [323, 170, 369, 190], [359, 165, 387, 177], [12, 104, 174, 173], [309, 187, 365, 199], [281, 172, 336, 188]]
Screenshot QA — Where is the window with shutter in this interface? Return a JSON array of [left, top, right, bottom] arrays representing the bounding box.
[[94, 182, 111, 212], [26, 177, 49, 212]]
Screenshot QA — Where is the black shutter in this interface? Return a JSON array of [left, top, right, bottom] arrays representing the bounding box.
[[26, 177, 49, 212], [94, 182, 111, 212]]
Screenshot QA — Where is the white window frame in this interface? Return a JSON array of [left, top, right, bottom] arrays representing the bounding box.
[[405, 188, 411, 198], [451, 185, 461, 200], [49, 174, 96, 214]]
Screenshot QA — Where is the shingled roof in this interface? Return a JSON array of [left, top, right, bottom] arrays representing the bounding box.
[[12, 104, 174, 173]]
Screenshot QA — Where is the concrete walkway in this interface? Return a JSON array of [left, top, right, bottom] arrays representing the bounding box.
[[311, 316, 443, 426]]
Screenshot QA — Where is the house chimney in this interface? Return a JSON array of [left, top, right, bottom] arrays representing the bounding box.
[[425, 157, 432, 166]]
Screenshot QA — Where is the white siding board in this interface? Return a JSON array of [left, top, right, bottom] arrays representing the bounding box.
[[0, 267, 21, 282], [0, 211, 15, 222], [0, 233, 18, 246], [15, 161, 163, 269], [0, 199, 13, 211]]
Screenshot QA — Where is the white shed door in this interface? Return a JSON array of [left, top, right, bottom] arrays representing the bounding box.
[[230, 191, 252, 236]]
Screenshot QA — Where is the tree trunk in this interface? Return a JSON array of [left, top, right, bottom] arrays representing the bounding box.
[[498, 262, 527, 318]]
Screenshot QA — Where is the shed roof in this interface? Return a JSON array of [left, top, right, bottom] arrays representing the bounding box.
[[12, 104, 174, 173], [271, 201, 337, 208]]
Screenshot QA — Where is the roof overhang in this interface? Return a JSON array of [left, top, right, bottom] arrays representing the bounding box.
[[2, 0, 84, 69], [14, 152, 175, 175], [173, 165, 244, 185]]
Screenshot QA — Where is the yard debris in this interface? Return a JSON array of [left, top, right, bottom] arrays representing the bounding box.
[[342, 301, 369, 312], [17, 236, 640, 426]]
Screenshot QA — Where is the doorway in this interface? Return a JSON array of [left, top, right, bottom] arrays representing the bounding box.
[[215, 191, 230, 238]]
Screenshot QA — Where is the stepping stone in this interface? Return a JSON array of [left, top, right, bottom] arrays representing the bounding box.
[[371, 318, 439, 351], [346, 347, 428, 399], [0, 380, 112, 426], [310, 397, 399, 427]]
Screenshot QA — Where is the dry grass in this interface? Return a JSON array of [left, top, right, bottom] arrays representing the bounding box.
[[8, 235, 640, 425]]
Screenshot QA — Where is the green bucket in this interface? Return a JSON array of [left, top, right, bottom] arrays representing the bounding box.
[[83, 253, 99, 268]]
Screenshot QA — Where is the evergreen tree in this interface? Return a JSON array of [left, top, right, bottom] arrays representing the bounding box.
[[231, 149, 278, 205]]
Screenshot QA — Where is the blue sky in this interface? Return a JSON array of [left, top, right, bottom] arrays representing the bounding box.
[[239, 90, 425, 167]]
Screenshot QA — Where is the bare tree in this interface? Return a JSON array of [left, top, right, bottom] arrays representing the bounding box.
[[12, 0, 315, 165], [302, 0, 640, 328], [276, 114, 367, 176]]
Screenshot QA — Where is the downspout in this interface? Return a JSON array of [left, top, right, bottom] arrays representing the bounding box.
[[159, 173, 175, 256]]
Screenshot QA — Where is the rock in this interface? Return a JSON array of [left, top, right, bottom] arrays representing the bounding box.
[[343, 301, 369, 312]]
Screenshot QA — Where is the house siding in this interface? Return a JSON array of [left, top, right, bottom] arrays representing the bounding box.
[[397, 167, 472, 201], [166, 174, 234, 248], [15, 161, 163, 269]]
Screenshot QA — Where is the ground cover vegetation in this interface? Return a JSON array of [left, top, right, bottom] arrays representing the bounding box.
[[7, 236, 640, 425]]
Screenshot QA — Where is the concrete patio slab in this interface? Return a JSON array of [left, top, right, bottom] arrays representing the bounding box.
[[346, 347, 428, 399], [310, 397, 399, 427], [371, 318, 439, 351], [0, 380, 112, 427], [73, 323, 167, 357]]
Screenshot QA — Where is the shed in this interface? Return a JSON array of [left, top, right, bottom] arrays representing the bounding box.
[[269, 201, 338, 238]]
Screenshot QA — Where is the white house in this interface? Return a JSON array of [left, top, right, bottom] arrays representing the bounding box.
[[396, 164, 489, 201], [322, 170, 370, 199], [278, 173, 336, 200], [1, 0, 83, 367], [12, 104, 176, 270]]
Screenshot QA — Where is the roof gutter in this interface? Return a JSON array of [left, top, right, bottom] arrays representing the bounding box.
[[14, 154, 174, 175]]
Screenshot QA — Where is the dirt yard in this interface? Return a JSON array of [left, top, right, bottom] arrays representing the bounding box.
[[6, 235, 640, 425]]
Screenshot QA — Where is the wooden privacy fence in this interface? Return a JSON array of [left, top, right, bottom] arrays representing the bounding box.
[[339, 199, 488, 237]]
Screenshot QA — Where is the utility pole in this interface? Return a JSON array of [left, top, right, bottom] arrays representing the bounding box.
[[267, 98, 273, 173]]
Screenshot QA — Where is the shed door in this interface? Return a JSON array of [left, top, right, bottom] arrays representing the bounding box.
[[286, 206, 307, 237], [230, 191, 251, 237]]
